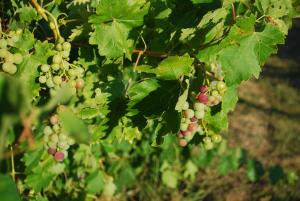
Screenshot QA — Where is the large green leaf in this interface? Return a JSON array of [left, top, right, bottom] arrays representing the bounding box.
[[89, 0, 149, 58]]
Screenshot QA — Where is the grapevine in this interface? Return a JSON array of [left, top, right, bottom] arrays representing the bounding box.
[[0, 0, 299, 200]]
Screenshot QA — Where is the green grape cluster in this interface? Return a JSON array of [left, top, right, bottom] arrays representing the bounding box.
[[43, 114, 75, 162], [38, 38, 85, 96], [0, 30, 24, 74]]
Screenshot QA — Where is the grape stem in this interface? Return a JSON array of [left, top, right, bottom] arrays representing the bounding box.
[[30, 0, 61, 41], [10, 146, 16, 182]]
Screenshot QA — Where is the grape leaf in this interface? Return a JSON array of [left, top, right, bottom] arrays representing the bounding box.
[[136, 55, 194, 80], [17, 6, 38, 23], [86, 171, 104, 194], [175, 79, 189, 111], [89, 0, 149, 59]]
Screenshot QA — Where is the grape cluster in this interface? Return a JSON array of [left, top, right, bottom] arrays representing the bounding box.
[[43, 114, 75, 162], [0, 30, 24, 74], [177, 63, 227, 149], [38, 38, 85, 96]]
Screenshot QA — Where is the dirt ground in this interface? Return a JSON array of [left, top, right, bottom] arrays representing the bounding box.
[[220, 20, 300, 201]]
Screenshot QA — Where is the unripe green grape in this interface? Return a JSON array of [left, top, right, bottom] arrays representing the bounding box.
[[76, 67, 84, 77], [59, 134, 67, 141], [217, 81, 226, 91], [56, 43, 62, 51], [2, 62, 17, 74], [182, 101, 189, 110], [184, 109, 194, 119], [0, 48, 8, 58], [53, 124, 60, 132], [62, 42, 71, 50], [67, 137, 75, 145], [194, 102, 205, 112], [46, 78, 55, 88], [43, 135, 49, 143], [50, 114, 59, 125], [39, 75, 47, 84], [41, 64, 50, 72], [13, 53, 23, 64], [58, 141, 69, 150], [212, 134, 222, 143], [16, 29, 22, 35], [68, 69, 76, 77], [203, 141, 213, 150], [52, 55, 62, 64], [196, 126, 204, 135], [195, 110, 205, 119], [183, 118, 191, 124], [43, 126, 53, 135], [53, 76, 62, 85], [62, 61, 69, 70], [180, 122, 188, 131], [50, 134, 59, 143], [210, 81, 218, 89], [51, 63, 60, 71], [0, 39, 7, 48], [61, 50, 69, 59], [185, 131, 194, 141], [5, 53, 14, 63], [211, 90, 219, 97], [58, 37, 65, 44]]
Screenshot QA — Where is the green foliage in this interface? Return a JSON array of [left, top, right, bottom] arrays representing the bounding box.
[[0, 0, 299, 200]]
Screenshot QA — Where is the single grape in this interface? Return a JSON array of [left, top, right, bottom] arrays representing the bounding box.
[[178, 139, 188, 147], [76, 67, 84, 77], [194, 102, 205, 111], [67, 137, 75, 145], [52, 55, 62, 64], [212, 134, 222, 143], [56, 43, 62, 51], [46, 78, 55, 88], [62, 61, 69, 70], [50, 134, 59, 143], [180, 122, 188, 131], [5, 53, 14, 63], [53, 124, 60, 132], [0, 48, 8, 58], [41, 64, 50, 72], [62, 42, 71, 51], [58, 141, 69, 150], [0, 39, 7, 48], [43, 126, 53, 135], [58, 37, 65, 44], [203, 141, 213, 150], [53, 76, 62, 85], [2, 62, 17, 74], [68, 69, 76, 77], [184, 109, 194, 119], [195, 110, 205, 119], [211, 90, 219, 97], [199, 85, 208, 93], [51, 63, 60, 71], [187, 123, 198, 132], [47, 141, 57, 149], [13, 53, 23, 64], [197, 93, 208, 104], [75, 79, 84, 90], [177, 131, 184, 138], [182, 101, 189, 110], [61, 50, 69, 59], [184, 131, 194, 141], [54, 151, 65, 161], [59, 134, 67, 141], [39, 75, 47, 84], [183, 117, 191, 124], [50, 114, 59, 125], [48, 147, 57, 156]]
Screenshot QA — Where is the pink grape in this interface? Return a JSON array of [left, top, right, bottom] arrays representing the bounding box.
[[199, 85, 208, 93], [188, 123, 198, 132], [48, 147, 57, 156], [54, 151, 65, 161], [197, 93, 208, 104], [178, 139, 188, 147]]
